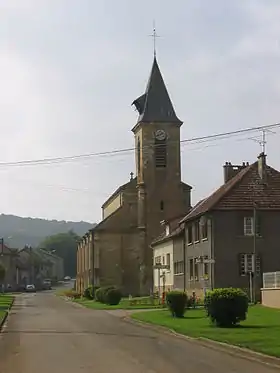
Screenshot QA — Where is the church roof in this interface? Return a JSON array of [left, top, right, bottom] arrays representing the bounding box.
[[101, 177, 137, 208], [132, 57, 182, 126]]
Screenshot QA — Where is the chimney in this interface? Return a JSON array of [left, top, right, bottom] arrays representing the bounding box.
[[258, 152, 267, 182], [223, 161, 249, 183]]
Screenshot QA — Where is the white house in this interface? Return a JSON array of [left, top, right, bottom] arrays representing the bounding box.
[[151, 222, 174, 293]]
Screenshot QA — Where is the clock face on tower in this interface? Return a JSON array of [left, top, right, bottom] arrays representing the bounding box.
[[155, 129, 166, 141]]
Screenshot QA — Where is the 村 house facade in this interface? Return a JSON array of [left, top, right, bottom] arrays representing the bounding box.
[[180, 153, 280, 299]]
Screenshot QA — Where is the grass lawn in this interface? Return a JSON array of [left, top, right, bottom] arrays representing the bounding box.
[[74, 297, 165, 310], [131, 305, 280, 358], [0, 295, 14, 306], [0, 295, 14, 324]]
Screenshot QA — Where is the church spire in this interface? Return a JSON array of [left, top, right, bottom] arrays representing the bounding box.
[[132, 57, 182, 126]]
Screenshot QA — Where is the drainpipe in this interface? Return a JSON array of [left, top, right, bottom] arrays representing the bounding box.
[[92, 236, 95, 288], [210, 215, 215, 290]]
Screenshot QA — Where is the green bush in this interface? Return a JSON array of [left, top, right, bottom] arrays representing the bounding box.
[[166, 291, 187, 318], [95, 287, 103, 302], [95, 286, 115, 303], [105, 288, 122, 305], [83, 286, 94, 300], [205, 287, 249, 327]]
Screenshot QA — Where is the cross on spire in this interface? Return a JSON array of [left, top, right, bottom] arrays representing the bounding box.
[[149, 21, 160, 57]]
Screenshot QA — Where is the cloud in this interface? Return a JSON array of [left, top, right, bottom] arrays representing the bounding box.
[[0, 0, 279, 222]]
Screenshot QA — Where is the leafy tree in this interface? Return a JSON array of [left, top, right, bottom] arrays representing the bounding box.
[[0, 263, 5, 282], [39, 230, 80, 277]]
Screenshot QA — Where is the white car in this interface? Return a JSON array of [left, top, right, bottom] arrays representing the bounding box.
[[26, 284, 36, 293]]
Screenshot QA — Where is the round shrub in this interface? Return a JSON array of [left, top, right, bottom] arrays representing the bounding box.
[[205, 287, 249, 327], [83, 286, 94, 300], [92, 286, 99, 299], [166, 291, 187, 318], [95, 286, 115, 303], [105, 288, 122, 305], [95, 287, 103, 302]]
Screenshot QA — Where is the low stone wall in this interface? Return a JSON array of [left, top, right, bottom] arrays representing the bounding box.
[[261, 287, 280, 308]]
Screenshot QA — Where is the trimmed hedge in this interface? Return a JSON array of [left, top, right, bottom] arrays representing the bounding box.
[[166, 291, 187, 318], [106, 288, 122, 305], [205, 287, 249, 327], [95, 286, 122, 305], [83, 285, 100, 300], [83, 286, 94, 300], [95, 286, 114, 303]]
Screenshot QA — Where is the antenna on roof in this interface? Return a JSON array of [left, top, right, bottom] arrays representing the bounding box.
[[248, 128, 276, 154]]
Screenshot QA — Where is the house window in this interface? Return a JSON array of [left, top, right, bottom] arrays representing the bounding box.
[[189, 258, 194, 279], [244, 217, 254, 236], [194, 258, 199, 281], [239, 253, 261, 276], [201, 220, 208, 240], [162, 256, 165, 265], [155, 256, 161, 265], [194, 221, 200, 242], [174, 261, 184, 275], [166, 253, 170, 268], [155, 139, 167, 168], [187, 225, 193, 244], [204, 256, 209, 276], [243, 215, 261, 236]]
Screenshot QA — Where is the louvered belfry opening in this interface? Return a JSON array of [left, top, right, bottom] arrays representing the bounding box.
[[155, 138, 167, 168]]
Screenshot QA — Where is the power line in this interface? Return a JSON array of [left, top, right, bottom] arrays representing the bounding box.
[[0, 122, 279, 168]]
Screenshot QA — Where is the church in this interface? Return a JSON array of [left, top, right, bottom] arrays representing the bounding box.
[[76, 55, 192, 296]]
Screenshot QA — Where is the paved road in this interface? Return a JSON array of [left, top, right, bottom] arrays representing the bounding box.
[[0, 292, 279, 373]]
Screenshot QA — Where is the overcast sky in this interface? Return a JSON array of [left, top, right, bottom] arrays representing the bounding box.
[[0, 0, 279, 223]]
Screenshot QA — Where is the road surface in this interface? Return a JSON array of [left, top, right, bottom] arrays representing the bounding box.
[[0, 292, 278, 373]]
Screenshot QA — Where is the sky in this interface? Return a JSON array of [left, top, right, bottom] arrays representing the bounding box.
[[0, 0, 279, 223]]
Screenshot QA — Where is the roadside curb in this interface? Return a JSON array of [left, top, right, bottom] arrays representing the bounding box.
[[124, 315, 280, 369], [0, 297, 15, 332]]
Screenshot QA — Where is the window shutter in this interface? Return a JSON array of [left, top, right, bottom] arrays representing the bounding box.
[[255, 212, 262, 237], [236, 212, 244, 236], [238, 253, 243, 276], [256, 253, 262, 276]]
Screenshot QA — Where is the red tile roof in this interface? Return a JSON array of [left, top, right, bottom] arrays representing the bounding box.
[[180, 160, 280, 223]]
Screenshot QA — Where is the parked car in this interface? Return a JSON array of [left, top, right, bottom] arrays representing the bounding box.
[[64, 276, 71, 281], [25, 284, 36, 293], [42, 280, 52, 290]]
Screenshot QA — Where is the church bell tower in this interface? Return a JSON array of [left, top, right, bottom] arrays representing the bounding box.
[[131, 56, 191, 294]]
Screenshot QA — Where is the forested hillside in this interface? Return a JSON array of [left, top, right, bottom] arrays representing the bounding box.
[[0, 214, 94, 249]]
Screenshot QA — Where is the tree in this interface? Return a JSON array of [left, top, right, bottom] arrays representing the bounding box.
[[39, 230, 80, 277]]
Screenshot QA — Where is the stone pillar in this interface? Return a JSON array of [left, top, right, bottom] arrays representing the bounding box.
[[137, 183, 148, 295]]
